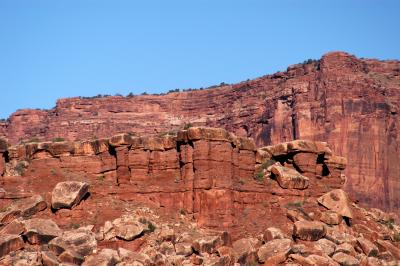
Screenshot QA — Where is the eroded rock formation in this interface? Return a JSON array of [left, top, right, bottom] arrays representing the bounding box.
[[0, 128, 399, 265], [1, 52, 399, 213]]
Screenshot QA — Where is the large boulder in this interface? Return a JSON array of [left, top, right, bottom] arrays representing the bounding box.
[[0, 234, 24, 258], [314, 238, 337, 257], [320, 210, 342, 225], [257, 238, 292, 263], [82, 248, 121, 266], [263, 227, 287, 242], [357, 237, 379, 257], [332, 252, 359, 266], [51, 181, 89, 210], [317, 189, 353, 219], [293, 221, 326, 241], [48, 228, 97, 258], [270, 165, 309, 189], [0, 195, 47, 225], [192, 235, 224, 254], [100, 214, 153, 241], [23, 218, 62, 244], [232, 237, 260, 264]]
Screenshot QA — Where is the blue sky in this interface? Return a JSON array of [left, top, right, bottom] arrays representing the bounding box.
[[0, 0, 399, 118]]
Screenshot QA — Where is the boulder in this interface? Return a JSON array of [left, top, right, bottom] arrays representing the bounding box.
[[287, 140, 328, 154], [257, 238, 292, 263], [317, 189, 353, 219], [41, 251, 60, 266], [192, 235, 223, 254], [263, 227, 287, 242], [0, 195, 47, 225], [216, 246, 237, 265], [23, 218, 62, 244], [0, 218, 25, 235], [0, 234, 24, 258], [82, 248, 121, 266], [357, 238, 379, 257], [175, 242, 193, 257], [293, 221, 326, 241], [106, 215, 150, 241], [320, 210, 342, 225], [335, 242, 357, 256], [1, 250, 42, 266], [59, 249, 85, 265], [332, 252, 359, 266], [186, 127, 231, 142], [325, 227, 357, 245], [314, 238, 337, 256], [48, 228, 97, 257], [270, 165, 309, 189], [376, 239, 400, 260], [293, 152, 318, 173], [158, 226, 175, 242], [51, 181, 89, 209], [232, 237, 260, 264]]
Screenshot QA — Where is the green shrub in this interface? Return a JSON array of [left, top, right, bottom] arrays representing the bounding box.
[[52, 137, 65, 142], [15, 161, 26, 176], [253, 159, 276, 182], [183, 123, 193, 130], [27, 137, 40, 143]]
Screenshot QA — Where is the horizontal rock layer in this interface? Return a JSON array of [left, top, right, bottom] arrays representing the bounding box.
[[1, 127, 347, 229], [1, 51, 400, 213]]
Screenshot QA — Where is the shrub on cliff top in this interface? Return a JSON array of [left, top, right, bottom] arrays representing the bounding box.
[[52, 137, 65, 142]]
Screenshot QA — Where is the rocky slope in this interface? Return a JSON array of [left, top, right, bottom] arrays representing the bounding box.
[[0, 128, 399, 265], [1, 51, 400, 214]]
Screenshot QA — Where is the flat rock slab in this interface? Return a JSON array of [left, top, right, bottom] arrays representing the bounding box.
[[51, 181, 89, 210], [0, 195, 47, 225], [0, 234, 24, 258], [293, 221, 326, 241], [270, 165, 309, 189], [23, 218, 62, 244], [317, 189, 353, 219]]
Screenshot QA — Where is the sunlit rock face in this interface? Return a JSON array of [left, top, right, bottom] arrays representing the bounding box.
[[1, 51, 400, 212]]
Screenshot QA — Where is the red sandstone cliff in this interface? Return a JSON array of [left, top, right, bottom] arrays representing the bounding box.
[[1, 51, 400, 213]]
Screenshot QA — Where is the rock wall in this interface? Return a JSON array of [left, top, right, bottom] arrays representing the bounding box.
[[1, 51, 399, 212], [0, 127, 347, 229]]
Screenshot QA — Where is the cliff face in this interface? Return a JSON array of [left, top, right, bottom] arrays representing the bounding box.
[[1, 51, 400, 212]]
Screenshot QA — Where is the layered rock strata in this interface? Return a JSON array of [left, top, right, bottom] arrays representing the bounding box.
[[1, 127, 347, 229], [1, 52, 400, 213]]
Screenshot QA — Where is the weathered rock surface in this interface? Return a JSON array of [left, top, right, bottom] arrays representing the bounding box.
[[270, 164, 309, 189], [0, 234, 24, 258], [318, 189, 353, 219], [23, 218, 62, 244], [0, 195, 47, 225], [257, 238, 292, 263], [51, 181, 89, 210], [293, 220, 326, 241], [1, 52, 400, 213]]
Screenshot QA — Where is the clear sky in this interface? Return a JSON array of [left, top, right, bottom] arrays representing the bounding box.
[[1, 0, 399, 118]]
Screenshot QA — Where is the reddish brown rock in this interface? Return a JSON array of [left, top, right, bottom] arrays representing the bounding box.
[[23, 218, 62, 244], [0, 195, 47, 225], [257, 238, 292, 263], [0, 234, 24, 258], [270, 165, 309, 189], [51, 181, 89, 210], [317, 189, 353, 219], [2, 53, 400, 213], [293, 221, 326, 241]]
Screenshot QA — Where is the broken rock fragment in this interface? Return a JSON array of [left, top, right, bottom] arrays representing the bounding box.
[[270, 165, 309, 189], [317, 189, 353, 219], [293, 220, 326, 241], [51, 181, 89, 210]]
